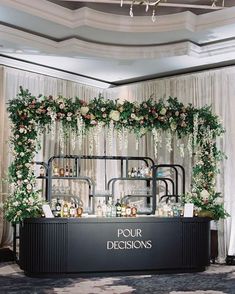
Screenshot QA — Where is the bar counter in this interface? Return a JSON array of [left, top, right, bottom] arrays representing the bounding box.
[[19, 217, 210, 276]]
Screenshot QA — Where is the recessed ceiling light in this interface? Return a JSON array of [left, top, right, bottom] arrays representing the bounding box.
[[15, 49, 23, 53]]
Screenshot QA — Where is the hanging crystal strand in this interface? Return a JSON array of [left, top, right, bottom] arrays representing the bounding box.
[[123, 127, 128, 150], [135, 137, 139, 150], [152, 128, 159, 158], [187, 134, 193, 158], [59, 122, 65, 155], [152, 8, 156, 22], [166, 130, 172, 153], [107, 121, 114, 154], [71, 130, 76, 151], [130, 3, 134, 17], [88, 129, 93, 155], [193, 113, 199, 147], [77, 116, 84, 152], [120, 0, 123, 7], [145, 1, 149, 12], [117, 129, 123, 151]]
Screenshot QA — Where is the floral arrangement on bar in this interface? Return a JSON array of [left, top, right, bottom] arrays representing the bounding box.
[[4, 87, 227, 222]]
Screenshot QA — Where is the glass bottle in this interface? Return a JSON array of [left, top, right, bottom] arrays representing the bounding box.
[[106, 198, 112, 218], [131, 204, 137, 217], [62, 201, 69, 217], [96, 200, 103, 217], [111, 200, 116, 217], [59, 167, 65, 177], [125, 201, 132, 217], [69, 199, 76, 217], [121, 202, 126, 217], [115, 199, 122, 217], [65, 165, 69, 177], [53, 164, 59, 177], [55, 197, 61, 217], [39, 166, 44, 177]]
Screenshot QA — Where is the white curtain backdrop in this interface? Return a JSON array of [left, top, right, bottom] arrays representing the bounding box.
[[0, 65, 235, 262]]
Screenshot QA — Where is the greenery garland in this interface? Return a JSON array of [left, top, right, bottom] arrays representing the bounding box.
[[4, 87, 228, 222]]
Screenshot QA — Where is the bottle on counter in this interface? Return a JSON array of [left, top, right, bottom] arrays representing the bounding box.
[[62, 201, 69, 217], [77, 206, 83, 217], [96, 200, 103, 217], [125, 201, 132, 217], [54, 197, 61, 217], [111, 200, 116, 217], [106, 198, 112, 218], [69, 199, 76, 217], [121, 202, 126, 217], [131, 204, 137, 217], [115, 199, 122, 217]]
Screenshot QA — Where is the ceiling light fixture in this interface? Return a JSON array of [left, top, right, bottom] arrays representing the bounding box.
[[120, 0, 226, 22], [121, 0, 165, 22]]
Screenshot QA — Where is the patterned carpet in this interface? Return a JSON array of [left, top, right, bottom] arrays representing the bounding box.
[[0, 262, 235, 294]]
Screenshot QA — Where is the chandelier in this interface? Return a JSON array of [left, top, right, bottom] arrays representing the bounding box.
[[120, 0, 225, 23]]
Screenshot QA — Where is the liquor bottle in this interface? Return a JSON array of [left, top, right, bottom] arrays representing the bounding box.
[[125, 201, 132, 217], [96, 200, 103, 217], [115, 199, 122, 217], [65, 165, 69, 177], [106, 198, 112, 218], [39, 166, 44, 177], [127, 169, 131, 178], [102, 200, 107, 217], [69, 199, 76, 217], [53, 164, 59, 177], [77, 206, 83, 217], [55, 197, 61, 217], [137, 167, 141, 178], [62, 201, 69, 217], [131, 168, 135, 178], [131, 204, 137, 217], [59, 167, 65, 177], [111, 200, 116, 217], [69, 167, 73, 177], [121, 202, 126, 217]]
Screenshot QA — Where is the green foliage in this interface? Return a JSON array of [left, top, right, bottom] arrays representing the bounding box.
[[5, 87, 227, 222]]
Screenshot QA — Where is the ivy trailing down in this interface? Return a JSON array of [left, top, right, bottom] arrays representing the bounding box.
[[5, 87, 227, 222]]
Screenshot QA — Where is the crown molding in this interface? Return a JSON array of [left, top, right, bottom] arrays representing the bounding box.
[[0, 24, 201, 59], [1, 0, 235, 34]]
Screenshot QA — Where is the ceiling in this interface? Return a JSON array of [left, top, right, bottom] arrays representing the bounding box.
[[1, 0, 235, 88]]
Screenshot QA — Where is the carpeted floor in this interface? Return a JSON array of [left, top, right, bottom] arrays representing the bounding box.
[[0, 262, 235, 294]]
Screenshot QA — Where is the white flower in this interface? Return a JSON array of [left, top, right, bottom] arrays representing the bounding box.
[[26, 184, 32, 191], [59, 103, 65, 109], [109, 110, 120, 122], [170, 122, 177, 131], [67, 112, 72, 117], [67, 117, 72, 121], [131, 113, 136, 119], [101, 107, 106, 112], [80, 106, 89, 115], [20, 152, 24, 157], [201, 189, 210, 200], [19, 127, 25, 133], [160, 108, 167, 115]]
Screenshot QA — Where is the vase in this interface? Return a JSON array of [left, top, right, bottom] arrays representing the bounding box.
[[198, 210, 214, 219]]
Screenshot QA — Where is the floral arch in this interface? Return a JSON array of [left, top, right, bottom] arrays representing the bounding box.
[[5, 87, 227, 222]]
